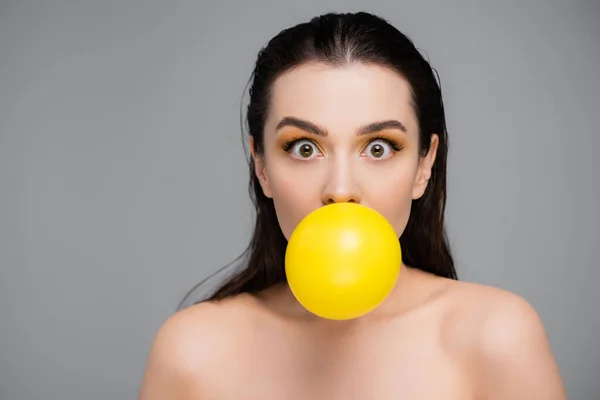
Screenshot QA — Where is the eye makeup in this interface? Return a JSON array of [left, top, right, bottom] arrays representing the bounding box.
[[280, 133, 404, 156], [281, 135, 316, 153]]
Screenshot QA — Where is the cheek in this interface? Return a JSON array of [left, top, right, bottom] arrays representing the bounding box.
[[264, 156, 420, 241], [361, 163, 417, 238], [267, 166, 322, 240]]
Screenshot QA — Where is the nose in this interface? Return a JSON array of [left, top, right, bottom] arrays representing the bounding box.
[[321, 159, 361, 205]]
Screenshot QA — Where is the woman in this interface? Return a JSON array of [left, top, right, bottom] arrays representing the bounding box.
[[139, 12, 566, 399]]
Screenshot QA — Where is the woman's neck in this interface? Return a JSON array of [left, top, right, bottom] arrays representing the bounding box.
[[254, 262, 437, 326]]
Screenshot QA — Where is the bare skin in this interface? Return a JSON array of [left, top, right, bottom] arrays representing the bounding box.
[[139, 62, 566, 399], [139, 267, 566, 399]]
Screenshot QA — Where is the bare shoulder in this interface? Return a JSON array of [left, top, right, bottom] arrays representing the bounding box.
[[442, 280, 567, 399], [138, 295, 257, 400]]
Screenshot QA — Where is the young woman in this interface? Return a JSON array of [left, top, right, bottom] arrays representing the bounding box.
[[139, 12, 566, 399]]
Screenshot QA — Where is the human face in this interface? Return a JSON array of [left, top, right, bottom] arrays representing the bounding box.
[[250, 62, 438, 241]]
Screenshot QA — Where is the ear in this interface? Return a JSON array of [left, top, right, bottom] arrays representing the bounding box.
[[249, 135, 273, 198], [412, 134, 439, 200]]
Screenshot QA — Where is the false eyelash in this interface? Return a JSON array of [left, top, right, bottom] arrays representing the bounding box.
[[281, 135, 404, 153], [281, 136, 314, 152], [369, 135, 403, 152]]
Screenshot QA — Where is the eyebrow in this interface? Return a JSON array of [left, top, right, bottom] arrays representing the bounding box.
[[275, 116, 407, 137]]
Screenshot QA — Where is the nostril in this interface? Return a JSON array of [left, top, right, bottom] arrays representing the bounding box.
[[325, 198, 358, 205]]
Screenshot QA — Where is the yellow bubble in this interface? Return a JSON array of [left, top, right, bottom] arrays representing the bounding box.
[[285, 203, 402, 320]]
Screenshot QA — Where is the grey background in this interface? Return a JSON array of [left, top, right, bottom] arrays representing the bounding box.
[[1, 0, 598, 399]]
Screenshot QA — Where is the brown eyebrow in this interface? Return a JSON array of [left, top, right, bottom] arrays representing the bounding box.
[[275, 117, 407, 137]]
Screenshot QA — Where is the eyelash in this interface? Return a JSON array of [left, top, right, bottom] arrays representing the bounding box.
[[281, 135, 314, 152], [281, 135, 403, 154], [371, 135, 403, 152]]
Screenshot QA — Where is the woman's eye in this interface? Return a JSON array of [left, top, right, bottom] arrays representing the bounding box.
[[364, 139, 395, 159], [290, 140, 319, 159]]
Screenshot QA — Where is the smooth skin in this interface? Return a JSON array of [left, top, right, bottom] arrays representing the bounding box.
[[139, 62, 567, 399]]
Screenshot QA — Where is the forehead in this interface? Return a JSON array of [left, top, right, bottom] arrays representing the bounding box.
[[265, 62, 418, 135]]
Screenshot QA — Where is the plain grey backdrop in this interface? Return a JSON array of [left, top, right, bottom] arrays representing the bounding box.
[[1, 0, 598, 399]]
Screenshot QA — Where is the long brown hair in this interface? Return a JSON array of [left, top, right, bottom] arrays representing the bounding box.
[[179, 12, 456, 309]]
